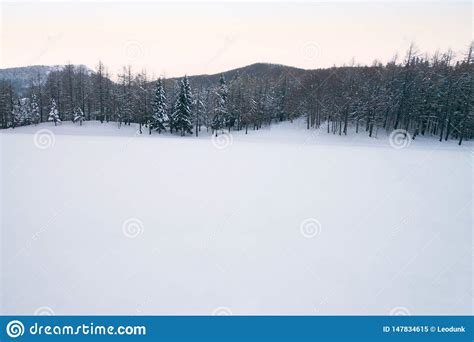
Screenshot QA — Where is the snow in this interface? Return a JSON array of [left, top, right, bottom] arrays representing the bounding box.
[[1, 120, 472, 315]]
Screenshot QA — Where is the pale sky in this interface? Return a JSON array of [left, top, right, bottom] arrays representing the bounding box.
[[0, 1, 472, 78]]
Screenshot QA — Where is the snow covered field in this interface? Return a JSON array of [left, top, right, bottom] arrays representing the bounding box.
[[1, 121, 472, 315]]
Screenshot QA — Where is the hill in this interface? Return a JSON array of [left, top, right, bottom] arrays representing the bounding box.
[[0, 65, 90, 93]]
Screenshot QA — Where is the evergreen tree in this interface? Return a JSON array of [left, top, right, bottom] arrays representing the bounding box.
[[48, 99, 61, 126], [73, 107, 85, 125], [194, 90, 206, 136], [150, 78, 168, 134], [16, 98, 31, 126], [168, 81, 181, 134], [172, 76, 193, 136], [30, 95, 41, 124], [456, 44, 473, 145], [11, 100, 22, 128], [211, 74, 228, 135], [0, 80, 11, 129], [211, 108, 223, 134]]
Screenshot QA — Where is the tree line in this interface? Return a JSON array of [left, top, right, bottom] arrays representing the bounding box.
[[0, 43, 472, 144]]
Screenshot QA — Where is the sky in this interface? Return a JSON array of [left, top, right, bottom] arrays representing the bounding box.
[[0, 1, 472, 78]]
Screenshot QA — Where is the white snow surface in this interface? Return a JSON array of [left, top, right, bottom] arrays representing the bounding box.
[[1, 120, 472, 315]]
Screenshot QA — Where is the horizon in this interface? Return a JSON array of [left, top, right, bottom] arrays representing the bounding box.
[[1, 47, 472, 80], [1, 1, 472, 78]]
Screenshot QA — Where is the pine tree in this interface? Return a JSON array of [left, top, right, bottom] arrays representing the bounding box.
[[456, 44, 473, 145], [11, 100, 22, 128], [168, 81, 180, 133], [172, 76, 193, 136], [211, 74, 228, 135], [73, 107, 85, 125], [194, 90, 206, 136], [150, 78, 168, 134], [48, 99, 61, 126], [18, 98, 31, 126], [211, 108, 223, 134], [241, 95, 256, 134], [30, 95, 41, 124]]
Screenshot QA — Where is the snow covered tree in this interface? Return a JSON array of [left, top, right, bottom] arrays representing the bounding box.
[[117, 92, 133, 127], [150, 78, 168, 134], [11, 100, 22, 128], [9, 98, 33, 127], [194, 90, 206, 136], [0, 80, 12, 129], [134, 69, 150, 134], [114, 67, 135, 128], [94, 61, 106, 123], [73, 107, 85, 125], [456, 44, 474, 145], [275, 76, 289, 122], [20, 98, 32, 125], [210, 107, 223, 134], [30, 95, 41, 125], [172, 76, 193, 136], [48, 99, 61, 126], [211, 74, 228, 135], [167, 81, 180, 134], [241, 95, 257, 134]]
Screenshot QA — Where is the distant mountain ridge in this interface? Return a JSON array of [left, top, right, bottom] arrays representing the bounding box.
[[0, 65, 91, 93], [182, 63, 307, 83], [164, 62, 309, 91], [0, 62, 308, 94]]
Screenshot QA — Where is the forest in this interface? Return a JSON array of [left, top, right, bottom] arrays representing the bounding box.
[[0, 44, 472, 144]]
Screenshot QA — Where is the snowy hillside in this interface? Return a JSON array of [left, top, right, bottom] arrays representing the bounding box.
[[0, 65, 91, 94], [1, 121, 472, 315]]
